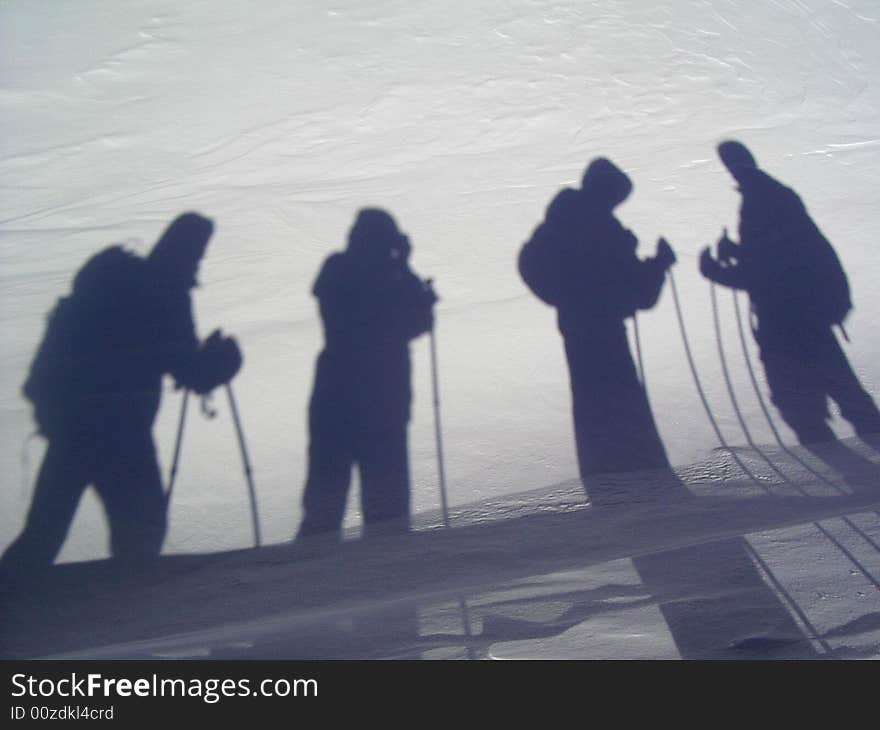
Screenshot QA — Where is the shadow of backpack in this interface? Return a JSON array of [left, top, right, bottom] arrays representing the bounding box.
[[23, 246, 144, 437]]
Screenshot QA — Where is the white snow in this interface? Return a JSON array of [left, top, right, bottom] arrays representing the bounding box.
[[1, 0, 879, 659]]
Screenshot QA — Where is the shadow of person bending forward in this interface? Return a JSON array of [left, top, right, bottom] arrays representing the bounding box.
[[1, 213, 243, 579]]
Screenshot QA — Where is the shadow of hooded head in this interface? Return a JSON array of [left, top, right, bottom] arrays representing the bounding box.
[[346, 208, 410, 264], [580, 157, 633, 211], [717, 140, 758, 184], [518, 157, 676, 495], [148, 212, 214, 290], [705, 141, 880, 448], [0, 211, 230, 578], [296, 207, 436, 544]]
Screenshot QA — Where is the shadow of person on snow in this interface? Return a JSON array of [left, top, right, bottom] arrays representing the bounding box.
[[0, 213, 243, 583], [293, 208, 437, 550], [516, 157, 825, 658], [699, 140, 880, 468], [517, 158, 676, 486]]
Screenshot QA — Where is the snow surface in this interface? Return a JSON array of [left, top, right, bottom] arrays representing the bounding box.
[[1, 0, 879, 659]]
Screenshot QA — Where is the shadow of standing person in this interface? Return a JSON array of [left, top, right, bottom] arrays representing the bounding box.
[[518, 158, 677, 498], [1, 213, 243, 578], [295, 209, 437, 548], [515, 161, 811, 655], [700, 141, 880, 454]]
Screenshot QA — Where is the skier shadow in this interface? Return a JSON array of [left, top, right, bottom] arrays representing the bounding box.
[[699, 140, 880, 474], [294, 208, 437, 545], [513, 156, 822, 657], [0, 213, 242, 582], [517, 157, 676, 479]]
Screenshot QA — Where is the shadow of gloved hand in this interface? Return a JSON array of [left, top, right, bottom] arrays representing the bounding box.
[[699, 246, 719, 279], [656, 237, 676, 268], [716, 227, 739, 263], [201, 329, 243, 389]]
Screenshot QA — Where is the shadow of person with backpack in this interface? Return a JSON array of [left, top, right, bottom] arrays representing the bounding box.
[[1, 213, 243, 577], [699, 141, 880, 451], [518, 158, 678, 500]]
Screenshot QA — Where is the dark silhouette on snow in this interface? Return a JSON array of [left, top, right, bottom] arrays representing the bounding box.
[[518, 158, 677, 485], [3, 484, 845, 659], [700, 140, 880, 447], [295, 208, 437, 544], [633, 536, 821, 659], [0, 213, 243, 575]]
